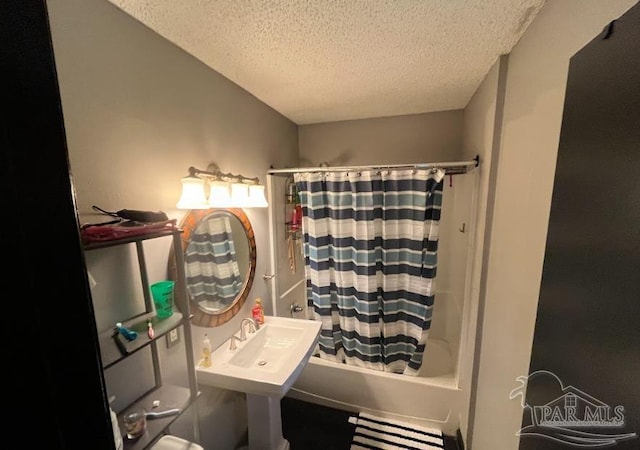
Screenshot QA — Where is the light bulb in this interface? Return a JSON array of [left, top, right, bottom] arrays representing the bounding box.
[[247, 184, 268, 207], [230, 182, 250, 207], [176, 176, 208, 209], [208, 180, 231, 207]]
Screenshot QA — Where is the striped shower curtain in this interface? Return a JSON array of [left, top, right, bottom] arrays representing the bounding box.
[[294, 168, 444, 375], [185, 215, 243, 312]]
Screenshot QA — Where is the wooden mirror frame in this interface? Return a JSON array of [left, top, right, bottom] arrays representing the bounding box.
[[169, 208, 256, 327]]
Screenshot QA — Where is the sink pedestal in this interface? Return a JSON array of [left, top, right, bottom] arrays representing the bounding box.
[[246, 394, 289, 450]]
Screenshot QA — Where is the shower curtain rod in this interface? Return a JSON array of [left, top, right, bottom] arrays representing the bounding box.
[[268, 155, 479, 176]]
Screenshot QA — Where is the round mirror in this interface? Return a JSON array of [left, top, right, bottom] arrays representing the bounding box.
[[169, 208, 256, 327]]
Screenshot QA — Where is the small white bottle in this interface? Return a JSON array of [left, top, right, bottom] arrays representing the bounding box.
[[109, 396, 124, 450], [202, 333, 212, 368]]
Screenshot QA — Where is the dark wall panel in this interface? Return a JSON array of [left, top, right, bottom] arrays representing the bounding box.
[[521, 3, 640, 450], [1, 2, 114, 449]]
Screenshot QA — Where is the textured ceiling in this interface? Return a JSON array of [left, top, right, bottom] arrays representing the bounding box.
[[108, 0, 546, 125]]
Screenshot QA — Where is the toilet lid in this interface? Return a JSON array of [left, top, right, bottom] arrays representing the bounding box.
[[150, 435, 204, 450]]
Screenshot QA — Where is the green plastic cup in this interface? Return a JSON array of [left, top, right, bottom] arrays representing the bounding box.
[[151, 280, 175, 320]]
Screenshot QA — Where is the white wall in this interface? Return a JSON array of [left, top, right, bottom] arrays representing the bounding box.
[[432, 172, 475, 367], [47, 0, 298, 448], [470, 1, 637, 449], [267, 173, 308, 319], [459, 56, 505, 443]]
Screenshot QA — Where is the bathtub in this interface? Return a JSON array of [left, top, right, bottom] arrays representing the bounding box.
[[286, 336, 465, 436]]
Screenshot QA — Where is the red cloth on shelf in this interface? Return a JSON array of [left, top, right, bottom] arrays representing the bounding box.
[[81, 219, 178, 244]]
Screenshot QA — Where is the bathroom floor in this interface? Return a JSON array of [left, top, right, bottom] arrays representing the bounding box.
[[281, 396, 356, 449], [280, 396, 463, 450]]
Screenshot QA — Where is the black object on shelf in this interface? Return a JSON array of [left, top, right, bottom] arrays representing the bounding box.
[[112, 330, 128, 357]]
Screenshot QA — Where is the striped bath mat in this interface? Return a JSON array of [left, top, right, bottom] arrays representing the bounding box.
[[349, 412, 444, 449]]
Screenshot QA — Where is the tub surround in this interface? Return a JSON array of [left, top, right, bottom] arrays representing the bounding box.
[[290, 337, 462, 436]]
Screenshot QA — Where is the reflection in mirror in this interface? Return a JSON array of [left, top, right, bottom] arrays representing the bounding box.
[[170, 208, 256, 327], [185, 211, 248, 313]]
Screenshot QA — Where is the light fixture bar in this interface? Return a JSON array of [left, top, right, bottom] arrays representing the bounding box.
[[187, 166, 260, 185], [177, 163, 268, 209]]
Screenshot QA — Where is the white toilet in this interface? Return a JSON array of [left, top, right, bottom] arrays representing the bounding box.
[[150, 435, 204, 450]]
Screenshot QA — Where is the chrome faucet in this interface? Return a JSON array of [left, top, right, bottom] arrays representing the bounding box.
[[239, 317, 259, 341], [228, 335, 243, 351]]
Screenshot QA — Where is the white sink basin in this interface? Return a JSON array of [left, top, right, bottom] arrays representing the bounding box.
[[197, 316, 321, 398]]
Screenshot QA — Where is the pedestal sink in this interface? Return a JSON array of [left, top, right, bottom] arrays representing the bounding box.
[[197, 316, 321, 450]]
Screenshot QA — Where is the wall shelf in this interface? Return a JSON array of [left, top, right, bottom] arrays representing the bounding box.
[[99, 312, 191, 370], [84, 227, 200, 448], [83, 227, 181, 251]]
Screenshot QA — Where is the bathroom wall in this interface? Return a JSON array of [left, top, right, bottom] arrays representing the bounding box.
[[299, 109, 464, 167], [469, 1, 637, 449], [46, 0, 298, 448], [458, 56, 505, 443], [267, 173, 308, 319]]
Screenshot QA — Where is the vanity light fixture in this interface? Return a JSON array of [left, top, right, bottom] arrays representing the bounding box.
[[177, 164, 268, 209]]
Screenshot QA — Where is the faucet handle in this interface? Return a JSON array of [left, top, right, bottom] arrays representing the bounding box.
[[247, 317, 259, 332], [229, 335, 242, 350], [239, 317, 258, 340]]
